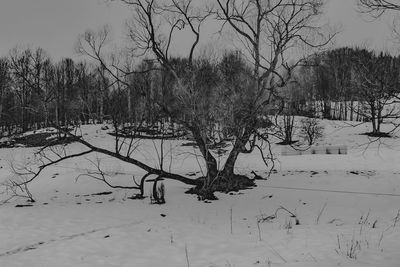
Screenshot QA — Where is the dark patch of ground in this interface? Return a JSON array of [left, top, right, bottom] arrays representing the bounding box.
[[361, 132, 392, 138], [109, 125, 188, 140], [91, 191, 113, 196], [186, 174, 256, 200], [14, 133, 77, 147], [0, 139, 16, 148], [15, 204, 34, 208]]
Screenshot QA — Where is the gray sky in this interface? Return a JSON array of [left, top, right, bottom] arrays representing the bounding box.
[[0, 0, 396, 59]]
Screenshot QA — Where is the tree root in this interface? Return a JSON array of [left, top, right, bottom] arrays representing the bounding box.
[[186, 174, 256, 200]]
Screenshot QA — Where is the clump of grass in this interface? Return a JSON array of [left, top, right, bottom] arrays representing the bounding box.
[[336, 233, 362, 260], [284, 218, 293, 234]]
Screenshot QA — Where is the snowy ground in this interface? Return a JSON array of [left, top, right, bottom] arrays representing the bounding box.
[[1, 120, 400, 267]]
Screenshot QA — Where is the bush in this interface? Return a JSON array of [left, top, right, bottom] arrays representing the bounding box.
[[299, 118, 324, 146]]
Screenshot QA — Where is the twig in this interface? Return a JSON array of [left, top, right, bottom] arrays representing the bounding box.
[[256, 219, 262, 241], [258, 206, 300, 225], [267, 243, 287, 263], [393, 209, 400, 228], [185, 244, 190, 267], [230, 207, 233, 234], [316, 202, 327, 224]]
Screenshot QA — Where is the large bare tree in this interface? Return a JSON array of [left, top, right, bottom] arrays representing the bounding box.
[[6, 0, 333, 201], [210, 0, 333, 186]]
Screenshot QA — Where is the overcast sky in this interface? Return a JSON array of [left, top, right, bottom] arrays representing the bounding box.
[[0, 0, 396, 59]]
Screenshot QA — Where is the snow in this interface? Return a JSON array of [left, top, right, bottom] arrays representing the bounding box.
[[1, 120, 400, 267]]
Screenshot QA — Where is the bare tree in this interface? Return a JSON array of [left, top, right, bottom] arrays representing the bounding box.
[[119, 0, 225, 199], [358, 0, 400, 44], [6, 0, 333, 201], [8, 47, 54, 131], [352, 51, 400, 136], [299, 117, 324, 145], [358, 0, 400, 17], [0, 58, 11, 135], [213, 0, 333, 175], [113, 0, 332, 197], [76, 26, 117, 123]]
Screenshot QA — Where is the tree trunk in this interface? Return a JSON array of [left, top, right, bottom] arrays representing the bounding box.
[[377, 102, 382, 133], [127, 86, 132, 123], [350, 100, 354, 121], [370, 102, 377, 134], [222, 145, 240, 179], [99, 92, 104, 124], [44, 102, 49, 127], [323, 101, 330, 119], [222, 126, 252, 180], [55, 101, 59, 128], [189, 125, 218, 184]]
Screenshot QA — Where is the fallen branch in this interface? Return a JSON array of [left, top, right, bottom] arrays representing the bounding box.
[[257, 206, 300, 225]]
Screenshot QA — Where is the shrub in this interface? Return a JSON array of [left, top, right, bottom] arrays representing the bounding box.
[[299, 118, 324, 146]]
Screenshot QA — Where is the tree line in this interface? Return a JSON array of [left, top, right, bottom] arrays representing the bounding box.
[[281, 47, 400, 136], [0, 46, 267, 136], [0, 47, 111, 135], [1, 45, 400, 138]]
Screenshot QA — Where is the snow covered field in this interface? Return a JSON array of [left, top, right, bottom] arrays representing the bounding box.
[[1, 120, 400, 267]]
